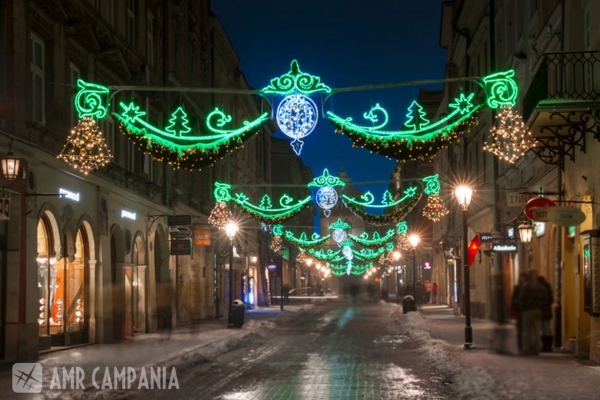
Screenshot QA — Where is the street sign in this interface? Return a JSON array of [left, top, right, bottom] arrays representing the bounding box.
[[168, 215, 191, 226], [492, 243, 518, 252], [170, 239, 191, 255], [532, 206, 553, 222], [547, 206, 586, 227], [193, 229, 211, 246], [506, 192, 533, 207], [525, 197, 556, 220]]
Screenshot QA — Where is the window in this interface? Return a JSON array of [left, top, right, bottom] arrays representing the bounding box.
[[0, 2, 6, 97], [96, 0, 114, 25], [31, 33, 45, 124], [147, 11, 155, 68], [69, 63, 80, 127], [127, 0, 136, 46]]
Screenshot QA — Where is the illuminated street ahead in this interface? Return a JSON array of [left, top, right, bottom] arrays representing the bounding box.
[[3, 301, 599, 399]]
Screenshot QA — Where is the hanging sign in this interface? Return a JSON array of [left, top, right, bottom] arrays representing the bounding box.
[[506, 192, 534, 207], [0, 193, 9, 220], [524, 197, 556, 220], [170, 239, 191, 255], [479, 233, 493, 242], [492, 243, 518, 252], [547, 206, 586, 227], [193, 229, 210, 246], [168, 215, 191, 226]]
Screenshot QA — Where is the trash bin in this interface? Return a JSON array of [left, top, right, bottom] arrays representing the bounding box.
[[232, 299, 245, 327], [402, 295, 416, 314]]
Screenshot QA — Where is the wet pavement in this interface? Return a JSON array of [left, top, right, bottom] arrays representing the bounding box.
[[2, 300, 599, 399]]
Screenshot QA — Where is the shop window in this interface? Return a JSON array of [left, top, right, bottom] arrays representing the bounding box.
[[30, 33, 45, 124]]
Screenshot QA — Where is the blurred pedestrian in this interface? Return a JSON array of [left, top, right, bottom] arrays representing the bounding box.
[[538, 276, 554, 352], [424, 280, 432, 304], [432, 282, 438, 304], [511, 272, 528, 353], [518, 269, 547, 356]]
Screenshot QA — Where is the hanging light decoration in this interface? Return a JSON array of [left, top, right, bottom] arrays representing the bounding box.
[[209, 201, 232, 228], [296, 250, 308, 264], [483, 106, 536, 163], [58, 118, 112, 174], [270, 235, 282, 252], [423, 193, 450, 222]]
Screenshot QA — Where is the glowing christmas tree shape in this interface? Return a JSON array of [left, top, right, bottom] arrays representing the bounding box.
[[423, 193, 449, 222], [259, 194, 273, 210], [58, 118, 112, 174], [382, 190, 395, 206], [405, 101, 430, 130], [165, 107, 192, 137]]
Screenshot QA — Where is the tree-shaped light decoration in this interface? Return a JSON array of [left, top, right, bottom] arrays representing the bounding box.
[[483, 106, 536, 163], [208, 201, 232, 228], [404, 101, 431, 131], [270, 235, 282, 252], [423, 193, 450, 222], [58, 118, 112, 174], [165, 107, 192, 137]]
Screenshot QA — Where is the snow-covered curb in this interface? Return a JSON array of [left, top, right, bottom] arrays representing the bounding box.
[[386, 304, 502, 400]]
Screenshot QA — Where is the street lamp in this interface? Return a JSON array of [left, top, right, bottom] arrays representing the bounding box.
[[455, 185, 473, 349], [518, 223, 533, 244], [225, 221, 238, 328], [408, 234, 420, 302]]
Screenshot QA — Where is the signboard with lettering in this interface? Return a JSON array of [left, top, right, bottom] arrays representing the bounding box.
[[0, 193, 9, 220], [479, 233, 493, 242], [267, 257, 282, 277], [547, 206, 586, 227], [170, 239, 192, 255], [168, 215, 191, 226], [492, 243, 518, 252], [193, 229, 211, 246], [506, 192, 533, 208], [525, 197, 556, 220]]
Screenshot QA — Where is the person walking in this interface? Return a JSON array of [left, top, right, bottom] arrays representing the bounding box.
[[432, 282, 438, 304], [424, 280, 432, 304], [538, 276, 554, 352], [518, 269, 547, 356], [512, 272, 528, 353]]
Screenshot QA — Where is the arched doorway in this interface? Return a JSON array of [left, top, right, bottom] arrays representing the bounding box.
[[154, 225, 171, 330], [37, 216, 90, 346]]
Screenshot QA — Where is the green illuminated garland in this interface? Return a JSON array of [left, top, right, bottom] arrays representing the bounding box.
[[345, 195, 422, 225], [342, 186, 417, 209], [261, 60, 332, 95], [352, 248, 385, 261], [272, 224, 331, 250], [307, 168, 346, 188], [214, 182, 312, 223], [348, 229, 396, 249]]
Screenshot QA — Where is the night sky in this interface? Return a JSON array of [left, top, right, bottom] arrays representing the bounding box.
[[211, 0, 448, 195]]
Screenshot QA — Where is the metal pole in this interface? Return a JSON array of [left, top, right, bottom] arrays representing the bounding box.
[[227, 241, 234, 327], [554, 172, 563, 347], [463, 209, 473, 348], [413, 248, 417, 302]]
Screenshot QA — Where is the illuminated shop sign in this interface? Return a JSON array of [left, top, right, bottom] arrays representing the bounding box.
[[121, 210, 136, 220], [479, 233, 493, 242], [492, 243, 518, 252], [59, 188, 80, 201]]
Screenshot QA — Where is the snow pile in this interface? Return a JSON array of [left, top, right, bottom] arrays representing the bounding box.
[[242, 318, 276, 330], [390, 307, 502, 400]]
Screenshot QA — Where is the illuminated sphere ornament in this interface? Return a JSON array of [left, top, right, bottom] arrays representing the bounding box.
[[276, 94, 318, 155], [315, 186, 338, 217], [342, 246, 353, 261], [58, 118, 112, 174], [332, 229, 347, 245], [483, 106, 536, 163]]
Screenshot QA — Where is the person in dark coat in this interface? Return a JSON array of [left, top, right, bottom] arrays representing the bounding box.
[[512, 272, 528, 353], [518, 269, 547, 356], [538, 276, 554, 352]]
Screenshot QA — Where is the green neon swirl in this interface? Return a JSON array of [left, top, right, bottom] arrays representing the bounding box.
[[482, 70, 518, 109], [261, 60, 332, 95], [74, 79, 110, 119], [328, 218, 352, 230], [272, 224, 285, 237], [422, 174, 441, 195], [396, 221, 408, 235], [308, 169, 346, 188], [214, 182, 232, 202], [341, 186, 417, 208]]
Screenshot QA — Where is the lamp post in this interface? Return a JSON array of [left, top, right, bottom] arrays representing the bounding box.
[[455, 185, 473, 349], [225, 221, 238, 328], [408, 235, 420, 302], [393, 251, 401, 300]]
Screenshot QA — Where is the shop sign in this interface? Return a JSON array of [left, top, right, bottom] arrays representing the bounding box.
[[121, 210, 136, 220], [171, 227, 192, 239], [535, 222, 546, 237], [0, 192, 9, 220], [168, 215, 191, 226], [532, 207, 553, 222], [479, 233, 493, 242], [492, 243, 518, 252], [170, 239, 191, 255], [506, 192, 533, 207], [193, 229, 210, 246], [524, 197, 556, 220], [547, 206, 586, 227], [59, 188, 80, 202]]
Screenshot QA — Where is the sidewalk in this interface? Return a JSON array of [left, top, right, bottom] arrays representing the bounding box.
[[417, 304, 600, 399], [1, 305, 309, 397]]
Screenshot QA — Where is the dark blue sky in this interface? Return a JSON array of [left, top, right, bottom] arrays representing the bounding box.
[[212, 0, 448, 195]]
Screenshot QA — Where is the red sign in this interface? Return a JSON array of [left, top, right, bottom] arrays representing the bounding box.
[[468, 234, 482, 268], [524, 197, 556, 220]]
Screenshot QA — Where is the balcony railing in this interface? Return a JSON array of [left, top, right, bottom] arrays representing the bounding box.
[[545, 51, 600, 100]]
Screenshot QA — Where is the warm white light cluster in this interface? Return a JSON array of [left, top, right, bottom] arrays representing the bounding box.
[[208, 201, 232, 228], [270, 235, 282, 252], [423, 193, 449, 222], [483, 107, 536, 163], [58, 118, 112, 174]]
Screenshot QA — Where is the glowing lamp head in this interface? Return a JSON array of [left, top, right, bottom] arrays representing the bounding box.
[[518, 223, 534, 243], [225, 221, 238, 240], [408, 235, 420, 249], [393, 251, 401, 261], [1, 144, 20, 180], [306, 258, 313, 266], [455, 186, 473, 211]]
